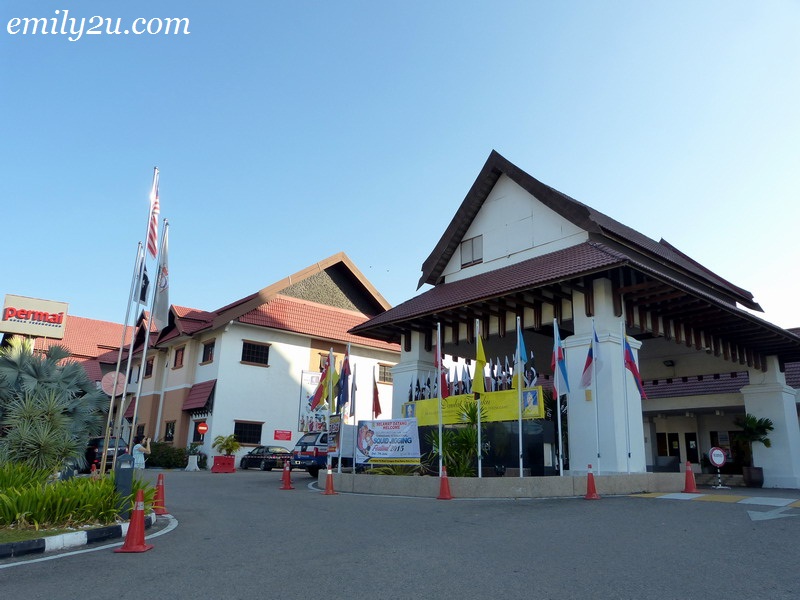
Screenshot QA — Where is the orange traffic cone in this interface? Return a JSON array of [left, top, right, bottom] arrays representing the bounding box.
[[91, 464, 99, 479], [683, 461, 698, 493], [114, 489, 154, 553], [280, 460, 294, 490], [437, 466, 453, 500], [153, 473, 167, 515], [322, 468, 337, 495], [584, 464, 601, 500]]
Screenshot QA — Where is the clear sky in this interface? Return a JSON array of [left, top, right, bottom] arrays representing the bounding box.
[[2, 1, 799, 329]]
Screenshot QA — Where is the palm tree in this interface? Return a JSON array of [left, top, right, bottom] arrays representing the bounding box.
[[0, 337, 108, 470], [733, 413, 773, 468]]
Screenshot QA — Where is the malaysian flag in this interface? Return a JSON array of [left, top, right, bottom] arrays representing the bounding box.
[[147, 168, 160, 258]]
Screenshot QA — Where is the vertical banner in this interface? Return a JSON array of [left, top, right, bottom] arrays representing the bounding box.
[[298, 370, 323, 432]]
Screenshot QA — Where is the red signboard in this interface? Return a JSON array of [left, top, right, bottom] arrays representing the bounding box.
[[274, 429, 292, 441], [197, 422, 208, 435]]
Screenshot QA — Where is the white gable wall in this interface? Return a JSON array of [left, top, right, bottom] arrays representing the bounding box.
[[441, 174, 589, 283]]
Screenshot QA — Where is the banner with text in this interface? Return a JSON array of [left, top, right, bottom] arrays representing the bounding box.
[[356, 419, 421, 465]]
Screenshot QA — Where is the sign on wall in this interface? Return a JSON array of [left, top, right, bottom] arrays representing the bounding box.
[[1, 294, 68, 339]]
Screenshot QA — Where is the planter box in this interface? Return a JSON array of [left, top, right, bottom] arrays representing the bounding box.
[[211, 455, 236, 473]]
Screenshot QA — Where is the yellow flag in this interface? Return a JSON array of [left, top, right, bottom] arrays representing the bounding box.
[[473, 335, 486, 394]]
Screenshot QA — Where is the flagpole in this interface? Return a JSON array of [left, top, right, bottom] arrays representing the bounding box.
[[592, 320, 601, 474], [517, 317, 524, 478], [327, 347, 334, 475], [130, 219, 168, 439], [101, 243, 144, 473], [475, 319, 482, 479], [436, 323, 444, 477], [350, 362, 357, 473], [554, 319, 564, 477], [621, 320, 631, 474]]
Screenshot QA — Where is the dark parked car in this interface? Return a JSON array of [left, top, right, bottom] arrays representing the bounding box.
[[84, 436, 128, 473], [239, 446, 292, 471]]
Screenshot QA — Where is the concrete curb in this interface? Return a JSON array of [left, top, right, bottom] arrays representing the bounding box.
[[0, 512, 157, 560]]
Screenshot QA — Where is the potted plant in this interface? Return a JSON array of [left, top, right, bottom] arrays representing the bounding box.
[[734, 414, 774, 488], [210, 434, 241, 473]]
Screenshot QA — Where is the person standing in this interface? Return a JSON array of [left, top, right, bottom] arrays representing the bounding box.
[[133, 436, 151, 470]]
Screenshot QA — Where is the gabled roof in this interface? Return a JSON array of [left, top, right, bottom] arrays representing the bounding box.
[[211, 252, 390, 331], [240, 295, 399, 351], [419, 150, 760, 311], [157, 253, 399, 353]]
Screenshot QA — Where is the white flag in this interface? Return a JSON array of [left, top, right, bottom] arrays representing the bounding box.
[[153, 225, 170, 331]]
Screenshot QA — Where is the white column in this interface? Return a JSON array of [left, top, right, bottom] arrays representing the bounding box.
[[566, 278, 647, 474], [391, 330, 435, 419], [740, 356, 800, 488]]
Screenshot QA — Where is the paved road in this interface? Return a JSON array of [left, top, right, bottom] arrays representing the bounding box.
[[2, 469, 799, 599]]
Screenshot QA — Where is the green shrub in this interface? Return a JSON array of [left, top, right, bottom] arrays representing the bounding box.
[[147, 442, 188, 469], [0, 462, 51, 489], [0, 463, 154, 529]]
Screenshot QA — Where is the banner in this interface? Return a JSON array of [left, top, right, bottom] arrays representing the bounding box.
[[356, 419, 421, 465], [402, 387, 545, 426], [298, 370, 325, 432]]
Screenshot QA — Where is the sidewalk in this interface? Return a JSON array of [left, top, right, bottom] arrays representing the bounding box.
[[632, 484, 800, 508]]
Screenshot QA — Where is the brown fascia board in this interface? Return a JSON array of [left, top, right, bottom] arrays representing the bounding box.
[[210, 252, 391, 331], [657, 238, 758, 308]]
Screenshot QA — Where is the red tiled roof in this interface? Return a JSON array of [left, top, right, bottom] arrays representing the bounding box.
[[240, 296, 400, 352], [183, 379, 216, 411], [33, 315, 129, 360], [354, 242, 626, 332]]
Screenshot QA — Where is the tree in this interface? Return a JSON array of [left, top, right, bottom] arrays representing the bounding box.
[[0, 337, 108, 470], [733, 413, 774, 468]]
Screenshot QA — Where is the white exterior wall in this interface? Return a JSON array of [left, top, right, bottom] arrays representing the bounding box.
[[441, 175, 588, 283], [198, 322, 397, 462]]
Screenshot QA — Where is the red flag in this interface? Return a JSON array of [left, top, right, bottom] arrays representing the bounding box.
[[623, 336, 647, 399], [372, 370, 382, 419], [147, 168, 160, 258]]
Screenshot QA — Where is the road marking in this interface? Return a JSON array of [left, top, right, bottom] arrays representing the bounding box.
[[747, 506, 799, 521], [0, 514, 178, 570]]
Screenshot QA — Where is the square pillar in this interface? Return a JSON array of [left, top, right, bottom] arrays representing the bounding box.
[[741, 356, 800, 488], [565, 279, 647, 475]]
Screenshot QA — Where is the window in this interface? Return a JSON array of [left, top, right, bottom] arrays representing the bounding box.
[[192, 421, 206, 443], [241, 341, 270, 366], [144, 357, 154, 378], [378, 363, 394, 384], [129, 364, 140, 383], [164, 421, 175, 442], [174, 346, 185, 369], [461, 235, 483, 267], [202, 340, 215, 364], [234, 421, 263, 445], [136, 424, 145, 438]]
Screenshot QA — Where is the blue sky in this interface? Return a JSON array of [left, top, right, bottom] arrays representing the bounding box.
[[2, 1, 799, 329]]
